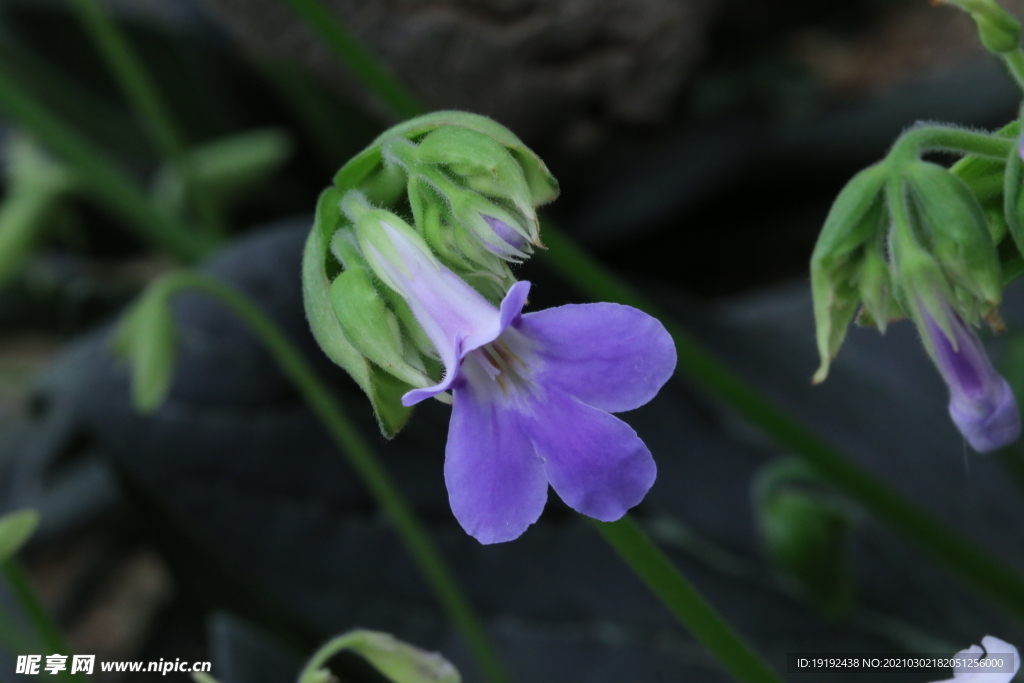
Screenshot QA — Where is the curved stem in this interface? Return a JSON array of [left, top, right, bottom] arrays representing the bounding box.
[[150, 273, 510, 683], [596, 517, 783, 683], [540, 224, 1024, 622], [68, 0, 226, 238], [888, 126, 1013, 169]]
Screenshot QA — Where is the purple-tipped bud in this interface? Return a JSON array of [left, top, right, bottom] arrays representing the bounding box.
[[925, 311, 1021, 452], [481, 214, 527, 253]]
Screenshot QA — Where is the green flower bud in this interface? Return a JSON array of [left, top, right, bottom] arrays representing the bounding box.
[[387, 136, 537, 269], [905, 160, 1002, 321], [939, 0, 1022, 53], [328, 227, 433, 390], [304, 112, 560, 436], [890, 232, 961, 351], [754, 459, 854, 619], [303, 187, 414, 437], [811, 163, 888, 383], [412, 125, 538, 230]]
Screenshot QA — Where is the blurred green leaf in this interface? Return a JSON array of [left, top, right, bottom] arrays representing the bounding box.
[[0, 135, 76, 288], [0, 509, 38, 564], [112, 284, 178, 413], [299, 630, 460, 683], [151, 128, 294, 220]]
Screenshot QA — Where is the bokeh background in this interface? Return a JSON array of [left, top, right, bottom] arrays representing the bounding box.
[[0, 0, 1023, 681]]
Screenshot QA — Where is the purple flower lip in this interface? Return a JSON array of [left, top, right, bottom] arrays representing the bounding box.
[[367, 219, 676, 543], [925, 310, 1021, 453]]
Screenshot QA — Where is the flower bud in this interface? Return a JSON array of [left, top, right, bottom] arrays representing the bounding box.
[[939, 0, 1022, 53], [303, 187, 414, 437], [328, 226, 433, 391], [413, 125, 537, 224], [754, 459, 854, 618], [388, 136, 537, 269], [905, 161, 1002, 321], [811, 163, 888, 382]]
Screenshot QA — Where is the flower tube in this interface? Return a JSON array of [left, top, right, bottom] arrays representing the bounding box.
[[923, 307, 1021, 452]]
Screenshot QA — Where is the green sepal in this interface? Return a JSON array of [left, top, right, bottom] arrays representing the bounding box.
[[328, 231, 431, 389], [302, 204, 412, 437], [907, 161, 1001, 317], [811, 163, 888, 382], [112, 283, 179, 413], [753, 459, 854, 620], [334, 111, 558, 207], [0, 509, 39, 564], [856, 237, 893, 332]]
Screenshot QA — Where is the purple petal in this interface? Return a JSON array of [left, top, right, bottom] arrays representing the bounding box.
[[528, 391, 656, 521], [518, 303, 676, 413], [482, 214, 527, 254], [925, 312, 1022, 452], [444, 357, 548, 544], [402, 282, 532, 406]]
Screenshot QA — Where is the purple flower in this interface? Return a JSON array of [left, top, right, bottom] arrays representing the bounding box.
[[923, 309, 1021, 453], [360, 218, 676, 543]]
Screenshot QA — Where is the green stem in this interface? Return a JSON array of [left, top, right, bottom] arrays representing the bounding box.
[[596, 517, 782, 683], [1002, 49, 1024, 91], [68, 0, 226, 239], [2, 560, 80, 682], [150, 273, 509, 683], [888, 125, 1013, 168], [280, 0, 424, 120], [0, 65, 211, 262], [540, 224, 1024, 621]]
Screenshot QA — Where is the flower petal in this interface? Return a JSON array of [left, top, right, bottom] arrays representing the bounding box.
[[528, 391, 656, 521], [518, 303, 676, 413], [402, 281, 532, 406], [929, 635, 1018, 683], [444, 355, 548, 544]]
